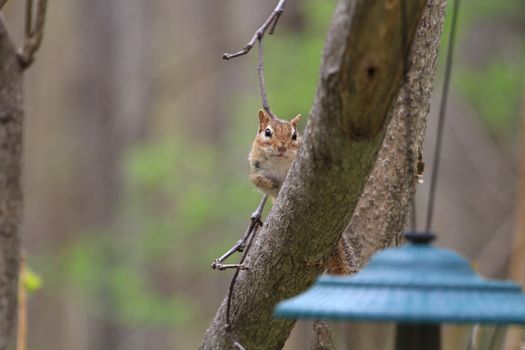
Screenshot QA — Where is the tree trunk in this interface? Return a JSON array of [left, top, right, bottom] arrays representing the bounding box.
[[310, 321, 335, 350], [200, 0, 435, 349], [344, 0, 447, 269], [0, 18, 24, 350]]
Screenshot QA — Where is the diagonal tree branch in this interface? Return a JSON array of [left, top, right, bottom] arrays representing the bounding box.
[[341, 1, 447, 346], [344, 0, 447, 268], [200, 0, 442, 348], [0, 18, 24, 350]]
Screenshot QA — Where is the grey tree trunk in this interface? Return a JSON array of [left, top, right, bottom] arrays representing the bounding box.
[[0, 18, 24, 350], [311, 321, 336, 350], [344, 0, 447, 269], [325, 3, 447, 347], [200, 0, 436, 349]]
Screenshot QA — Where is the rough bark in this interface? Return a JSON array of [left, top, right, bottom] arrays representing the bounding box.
[[201, 0, 429, 349], [344, 0, 447, 268], [0, 19, 24, 350], [310, 321, 335, 350], [332, 2, 447, 347]]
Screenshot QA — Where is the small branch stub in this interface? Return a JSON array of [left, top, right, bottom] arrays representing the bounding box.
[[17, 0, 48, 70]]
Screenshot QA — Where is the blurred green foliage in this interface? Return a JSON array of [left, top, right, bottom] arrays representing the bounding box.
[[54, 136, 255, 328], [444, 0, 525, 136], [457, 59, 524, 133], [45, 0, 339, 331], [37, 0, 524, 338], [22, 265, 42, 294]]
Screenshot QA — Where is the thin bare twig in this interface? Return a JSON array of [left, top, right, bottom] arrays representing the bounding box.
[[213, 2, 287, 346], [269, 5, 285, 35], [222, 0, 287, 60], [226, 223, 260, 329], [211, 195, 268, 270], [257, 39, 272, 116], [223, 0, 287, 119], [17, 0, 48, 69], [224, 227, 260, 350], [224, 208, 265, 349], [216, 263, 249, 271], [210, 195, 268, 349]]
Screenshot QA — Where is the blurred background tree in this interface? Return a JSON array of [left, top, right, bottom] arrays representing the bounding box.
[[0, 0, 523, 348]]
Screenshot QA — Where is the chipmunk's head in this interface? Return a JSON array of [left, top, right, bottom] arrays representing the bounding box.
[[255, 109, 301, 159]]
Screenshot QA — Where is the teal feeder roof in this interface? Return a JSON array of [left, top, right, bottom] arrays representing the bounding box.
[[274, 234, 525, 325]]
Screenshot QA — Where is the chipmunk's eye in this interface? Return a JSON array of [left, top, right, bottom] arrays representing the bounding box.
[[264, 128, 272, 137], [292, 131, 297, 141]]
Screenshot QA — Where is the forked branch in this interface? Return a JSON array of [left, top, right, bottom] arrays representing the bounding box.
[[222, 0, 286, 61], [211, 195, 267, 270], [211, 0, 288, 271], [223, 0, 287, 118]]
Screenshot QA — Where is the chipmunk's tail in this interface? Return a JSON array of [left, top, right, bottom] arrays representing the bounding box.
[[326, 236, 357, 275]]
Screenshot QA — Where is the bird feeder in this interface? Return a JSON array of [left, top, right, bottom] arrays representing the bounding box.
[[274, 233, 525, 350]]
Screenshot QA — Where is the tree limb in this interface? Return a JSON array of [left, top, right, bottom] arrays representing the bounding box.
[[341, 1, 447, 346], [201, 0, 434, 348], [344, 0, 447, 268], [0, 18, 24, 350]]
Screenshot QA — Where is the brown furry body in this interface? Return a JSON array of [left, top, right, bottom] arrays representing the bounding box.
[[248, 110, 301, 197]]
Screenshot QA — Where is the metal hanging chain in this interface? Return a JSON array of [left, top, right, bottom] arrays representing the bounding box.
[[425, 0, 461, 232]]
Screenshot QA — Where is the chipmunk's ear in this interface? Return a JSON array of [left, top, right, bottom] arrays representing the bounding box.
[[258, 109, 270, 132], [290, 114, 301, 127]]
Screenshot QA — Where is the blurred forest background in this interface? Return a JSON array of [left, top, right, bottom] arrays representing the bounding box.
[[2, 0, 524, 349]]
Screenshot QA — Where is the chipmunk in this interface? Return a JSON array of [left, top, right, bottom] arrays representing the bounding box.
[[248, 109, 352, 275], [248, 109, 301, 198]]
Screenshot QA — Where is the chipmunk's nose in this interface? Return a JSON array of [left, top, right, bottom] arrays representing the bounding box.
[[277, 146, 286, 153]]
